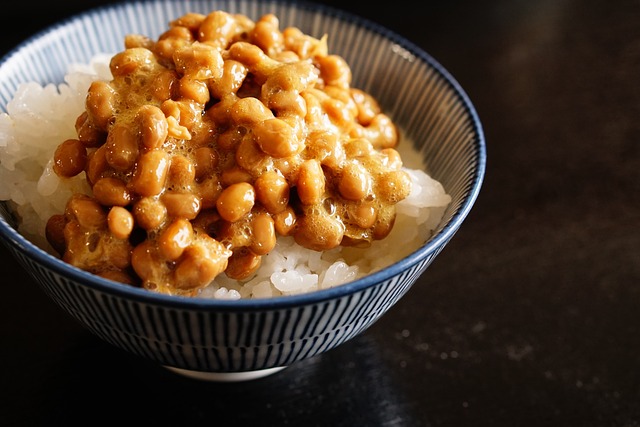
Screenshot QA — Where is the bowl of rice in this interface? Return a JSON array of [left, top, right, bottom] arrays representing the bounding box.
[[0, 0, 485, 381]]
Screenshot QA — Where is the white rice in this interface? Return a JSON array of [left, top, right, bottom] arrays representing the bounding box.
[[0, 54, 451, 299]]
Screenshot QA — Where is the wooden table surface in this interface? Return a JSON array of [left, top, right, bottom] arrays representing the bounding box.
[[1, 1, 639, 425]]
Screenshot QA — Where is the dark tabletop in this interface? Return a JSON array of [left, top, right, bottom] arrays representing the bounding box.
[[1, 0, 639, 426]]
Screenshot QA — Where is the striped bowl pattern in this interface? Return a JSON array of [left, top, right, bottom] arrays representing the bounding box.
[[0, 0, 486, 375]]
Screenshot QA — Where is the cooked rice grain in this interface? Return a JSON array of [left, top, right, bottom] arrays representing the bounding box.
[[0, 55, 451, 299]]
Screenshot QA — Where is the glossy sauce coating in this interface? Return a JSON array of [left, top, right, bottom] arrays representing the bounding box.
[[45, 11, 411, 296]]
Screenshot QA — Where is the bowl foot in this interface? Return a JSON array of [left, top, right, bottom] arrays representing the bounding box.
[[164, 365, 287, 381]]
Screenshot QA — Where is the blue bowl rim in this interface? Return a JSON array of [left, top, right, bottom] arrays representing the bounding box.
[[0, 0, 486, 311]]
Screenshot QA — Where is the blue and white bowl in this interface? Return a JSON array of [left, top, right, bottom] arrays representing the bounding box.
[[0, 0, 486, 381]]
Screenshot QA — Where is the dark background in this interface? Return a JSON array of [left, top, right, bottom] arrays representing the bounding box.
[[2, 0, 640, 426]]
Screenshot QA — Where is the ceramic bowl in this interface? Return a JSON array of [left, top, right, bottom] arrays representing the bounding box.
[[0, 0, 485, 381]]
